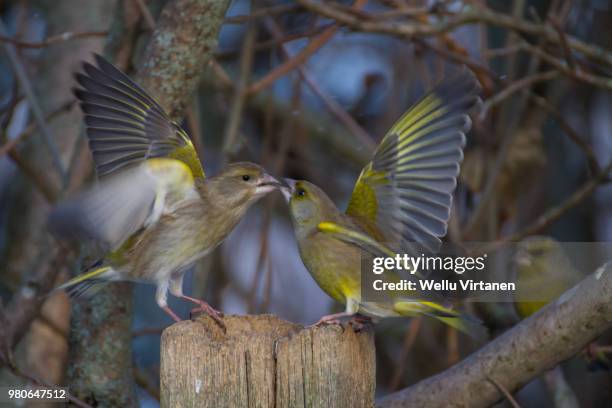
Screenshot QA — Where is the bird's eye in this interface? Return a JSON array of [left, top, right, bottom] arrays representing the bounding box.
[[296, 188, 306, 197], [242, 175, 251, 181]]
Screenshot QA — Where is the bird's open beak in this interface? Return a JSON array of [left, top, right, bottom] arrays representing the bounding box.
[[255, 173, 281, 195], [257, 173, 280, 187], [280, 178, 296, 202]]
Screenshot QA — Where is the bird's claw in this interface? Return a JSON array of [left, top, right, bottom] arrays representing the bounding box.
[[308, 317, 342, 329], [190, 302, 226, 331], [348, 315, 372, 332]]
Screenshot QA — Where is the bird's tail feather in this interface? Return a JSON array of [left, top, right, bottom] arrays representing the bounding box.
[[54, 266, 114, 299], [394, 300, 487, 339]]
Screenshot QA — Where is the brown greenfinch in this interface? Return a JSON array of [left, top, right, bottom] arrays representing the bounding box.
[[281, 69, 482, 334], [49, 55, 279, 323]]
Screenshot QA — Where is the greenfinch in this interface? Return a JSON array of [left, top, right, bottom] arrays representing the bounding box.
[[513, 236, 580, 318], [513, 236, 610, 369], [49, 55, 279, 323], [281, 69, 482, 334]]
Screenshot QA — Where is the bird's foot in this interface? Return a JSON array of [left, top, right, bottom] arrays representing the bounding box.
[[308, 312, 351, 328], [348, 314, 372, 332], [189, 301, 226, 331]]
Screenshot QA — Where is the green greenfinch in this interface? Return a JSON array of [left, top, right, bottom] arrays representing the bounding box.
[[513, 236, 580, 318], [281, 69, 482, 334], [49, 55, 279, 323], [513, 236, 610, 369]]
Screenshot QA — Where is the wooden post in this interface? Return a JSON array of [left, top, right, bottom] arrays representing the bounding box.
[[160, 314, 375, 407]]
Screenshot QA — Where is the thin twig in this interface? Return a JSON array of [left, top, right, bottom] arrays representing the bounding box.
[[224, 3, 302, 24], [246, 26, 338, 96], [133, 0, 156, 30], [264, 18, 375, 151], [215, 24, 332, 60], [520, 42, 612, 90], [133, 368, 160, 401], [247, 0, 367, 96], [487, 376, 522, 408], [132, 327, 165, 337], [481, 70, 559, 117], [0, 100, 75, 158], [463, 124, 521, 237], [413, 38, 498, 81], [208, 59, 233, 90], [328, 2, 432, 20], [388, 317, 422, 391], [222, 23, 257, 158], [528, 93, 600, 175], [297, 0, 612, 69], [7, 150, 57, 202], [502, 160, 612, 242], [0, 20, 67, 179], [549, 17, 576, 70], [484, 45, 522, 59], [0, 30, 107, 48]]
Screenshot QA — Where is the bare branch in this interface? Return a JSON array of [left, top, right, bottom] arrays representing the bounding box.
[[0, 31, 107, 48], [264, 18, 375, 152], [377, 263, 612, 408], [132, 0, 156, 30], [222, 23, 257, 157], [481, 70, 560, 117], [0, 100, 75, 159], [503, 160, 612, 243], [224, 3, 302, 24], [0, 20, 67, 179], [299, 1, 612, 66], [0, 248, 67, 358], [247, 0, 367, 96]]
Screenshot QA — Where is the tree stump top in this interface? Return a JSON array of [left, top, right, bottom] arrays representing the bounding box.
[[160, 314, 375, 408]]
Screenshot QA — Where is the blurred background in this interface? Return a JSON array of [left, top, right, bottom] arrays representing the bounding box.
[[0, 0, 611, 406]]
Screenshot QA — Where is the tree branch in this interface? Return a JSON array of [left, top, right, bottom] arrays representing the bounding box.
[[136, 0, 230, 119], [377, 263, 612, 407], [503, 160, 612, 243], [296, 1, 612, 69]]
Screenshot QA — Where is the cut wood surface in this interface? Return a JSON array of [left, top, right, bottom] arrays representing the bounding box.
[[160, 314, 375, 407]]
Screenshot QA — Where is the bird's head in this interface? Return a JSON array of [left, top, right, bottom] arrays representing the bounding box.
[[207, 162, 280, 207], [280, 179, 338, 233], [515, 236, 563, 269]]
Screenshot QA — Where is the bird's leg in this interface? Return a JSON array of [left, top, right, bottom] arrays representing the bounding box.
[[309, 312, 353, 328], [347, 314, 372, 332], [168, 275, 225, 330], [156, 282, 182, 322], [161, 306, 182, 322]]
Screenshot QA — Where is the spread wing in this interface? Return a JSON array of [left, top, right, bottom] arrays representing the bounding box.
[[346, 68, 481, 253], [74, 54, 205, 179], [49, 158, 196, 253]]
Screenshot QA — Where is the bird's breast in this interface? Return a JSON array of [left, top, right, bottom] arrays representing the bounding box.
[[125, 200, 243, 281], [298, 233, 362, 305]]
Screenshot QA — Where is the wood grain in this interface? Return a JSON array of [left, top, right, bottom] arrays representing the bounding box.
[[160, 314, 375, 407]]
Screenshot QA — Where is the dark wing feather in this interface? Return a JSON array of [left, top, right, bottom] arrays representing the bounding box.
[[74, 54, 205, 179]]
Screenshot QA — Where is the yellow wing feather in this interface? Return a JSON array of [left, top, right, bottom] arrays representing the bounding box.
[[75, 54, 206, 180], [346, 69, 480, 252]]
